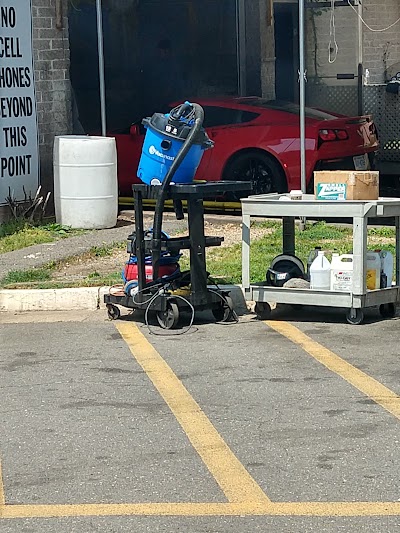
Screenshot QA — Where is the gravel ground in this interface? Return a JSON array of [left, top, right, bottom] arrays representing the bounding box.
[[50, 214, 273, 282], [1, 211, 273, 283]]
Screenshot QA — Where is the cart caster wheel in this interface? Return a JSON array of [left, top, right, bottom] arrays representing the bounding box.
[[156, 300, 180, 329], [379, 303, 396, 318], [346, 308, 364, 325], [212, 295, 234, 322], [255, 302, 272, 320], [107, 304, 120, 320]]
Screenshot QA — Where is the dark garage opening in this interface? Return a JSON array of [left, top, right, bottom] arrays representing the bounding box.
[[69, 0, 240, 133], [274, 1, 298, 103]]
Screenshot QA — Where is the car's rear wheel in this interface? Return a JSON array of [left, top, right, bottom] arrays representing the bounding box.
[[223, 151, 287, 199]]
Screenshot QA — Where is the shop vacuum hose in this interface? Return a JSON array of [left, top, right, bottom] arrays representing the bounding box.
[[151, 103, 204, 280]]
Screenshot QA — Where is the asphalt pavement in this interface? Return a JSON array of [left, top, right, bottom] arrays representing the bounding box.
[[1, 308, 400, 532], [1, 210, 400, 531]]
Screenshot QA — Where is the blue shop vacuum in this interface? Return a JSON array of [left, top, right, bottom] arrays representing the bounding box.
[[138, 101, 213, 282], [104, 102, 251, 328], [137, 101, 213, 186]]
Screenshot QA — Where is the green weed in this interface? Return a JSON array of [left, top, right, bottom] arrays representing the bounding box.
[[87, 271, 101, 278], [1, 268, 52, 285], [90, 242, 125, 257], [0, 219, 85, 254]]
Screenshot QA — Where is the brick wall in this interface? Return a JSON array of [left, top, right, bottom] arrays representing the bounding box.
[[32, 0, 72, 197]]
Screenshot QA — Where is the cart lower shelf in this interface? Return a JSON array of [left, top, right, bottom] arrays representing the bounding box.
[[246, 284, 400, 324], [104, 288, 235, 329]]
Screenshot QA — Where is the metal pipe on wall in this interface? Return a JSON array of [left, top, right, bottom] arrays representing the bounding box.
[[96, 0, 107, 136], [357, 0, 364, 115], [55, 0, 63, 30], [236, 0, 247, 96]]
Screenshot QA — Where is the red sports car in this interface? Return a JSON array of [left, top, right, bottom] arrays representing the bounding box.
[[112, 97, 378, 198]]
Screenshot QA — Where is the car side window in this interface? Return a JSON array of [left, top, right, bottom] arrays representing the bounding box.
[[241, 111, 259, 123], [202, 106, 258, 128]]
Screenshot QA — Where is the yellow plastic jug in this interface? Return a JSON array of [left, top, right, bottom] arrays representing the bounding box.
[[366, 252, 381, 290]]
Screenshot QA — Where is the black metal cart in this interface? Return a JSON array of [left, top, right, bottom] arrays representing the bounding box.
[[104, 181, 251, 328]]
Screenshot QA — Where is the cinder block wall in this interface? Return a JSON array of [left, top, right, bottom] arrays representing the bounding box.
[[32, 0, 72, 199], [305, 4, 359, 86], [362, 0, 400, 84], [304, 0, 400, 85]]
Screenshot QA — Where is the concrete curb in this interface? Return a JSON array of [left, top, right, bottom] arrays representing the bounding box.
[[0, 285, 249, 314]]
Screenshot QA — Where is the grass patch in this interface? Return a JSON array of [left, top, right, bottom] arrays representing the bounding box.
[[89, 242, 125, 257], [1, 220, 396, 289], [2, 268, 52, 285], [205, 221, 395, 284], [1, 269, 122, 289], [0, 220, 85, 254]]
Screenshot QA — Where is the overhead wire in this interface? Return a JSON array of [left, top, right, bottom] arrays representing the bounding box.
[[347, 0, 400, 32]]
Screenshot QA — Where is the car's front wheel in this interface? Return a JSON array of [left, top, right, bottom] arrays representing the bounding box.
[[222, 151, 287, 198]]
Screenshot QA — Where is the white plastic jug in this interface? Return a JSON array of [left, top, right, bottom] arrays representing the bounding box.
[[380, 250, 393, 287], [307, 246, 322, 280], [366, 252, 381, 290], [331, 253, 354, 292], [310, 251, 331, 290]]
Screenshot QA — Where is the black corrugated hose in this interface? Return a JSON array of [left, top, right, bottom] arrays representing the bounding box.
[[151, 103, 204, 280]]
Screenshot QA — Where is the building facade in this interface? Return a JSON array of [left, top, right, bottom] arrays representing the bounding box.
[[257, 0, 400, 173], [2, 0, 398, 224]]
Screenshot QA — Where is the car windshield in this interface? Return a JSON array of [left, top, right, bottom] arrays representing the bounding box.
[[239, 98, 338, 120]]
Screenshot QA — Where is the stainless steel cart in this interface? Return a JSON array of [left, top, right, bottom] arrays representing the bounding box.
[[241, 194, 400, 324]]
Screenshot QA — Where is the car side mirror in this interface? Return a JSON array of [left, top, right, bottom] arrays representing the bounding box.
[[130, 124, 140, 136]]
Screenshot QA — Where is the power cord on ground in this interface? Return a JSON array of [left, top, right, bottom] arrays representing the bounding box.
[[207, 288, 239, 324], [144, 288, 196, 336]]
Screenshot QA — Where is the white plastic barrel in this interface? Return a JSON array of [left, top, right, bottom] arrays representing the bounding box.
[[54, 136, 118, 229]]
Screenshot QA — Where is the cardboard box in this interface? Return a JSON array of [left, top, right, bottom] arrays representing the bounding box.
[[314, 171, 379, 201]]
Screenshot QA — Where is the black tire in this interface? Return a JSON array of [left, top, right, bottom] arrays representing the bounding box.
[[346, 308, 364, 325], [212, 295, 234, 322], [223, 151, 287, 199], [255, 301, 272, 320], [156, 300, 180, 329], [379, 303, 396, 318], [107, 304, 121, 320]]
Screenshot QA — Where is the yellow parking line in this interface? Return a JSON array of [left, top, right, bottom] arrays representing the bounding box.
[[266, 321, 400, 420], [2, 501, 400, 519], [2, 320, 400, 520], [115, 321, 270, 504]]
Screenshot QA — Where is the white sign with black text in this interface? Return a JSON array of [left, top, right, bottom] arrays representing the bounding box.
[[0, 0, 39, 205]]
